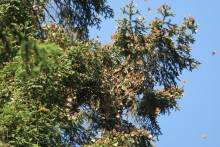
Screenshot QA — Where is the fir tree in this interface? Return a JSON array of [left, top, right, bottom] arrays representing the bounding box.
[[0, 1, 199, 146]]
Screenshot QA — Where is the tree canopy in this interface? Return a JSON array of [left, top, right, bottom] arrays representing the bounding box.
[[0, 0, 199, 146]]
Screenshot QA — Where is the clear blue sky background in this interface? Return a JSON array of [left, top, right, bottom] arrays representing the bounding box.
[[90, 0, 220, 146]]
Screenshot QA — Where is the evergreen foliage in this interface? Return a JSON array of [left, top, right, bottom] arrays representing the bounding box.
[[0, 1, 199, 146]]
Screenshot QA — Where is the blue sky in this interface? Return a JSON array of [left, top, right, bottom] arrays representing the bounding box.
[[90, 0, 220, 146]]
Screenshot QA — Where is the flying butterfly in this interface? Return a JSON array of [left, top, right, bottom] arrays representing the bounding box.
[[212, 50, 217, 55], [148, 7, 152, 13], [181, 80, 187, 83]]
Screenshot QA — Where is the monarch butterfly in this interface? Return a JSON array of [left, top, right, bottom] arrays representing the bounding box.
[[148, 7, 152, 13], [212, 50, 217, 55], [181, 80, 187, 83], [189, 17, 195, 24], [155, 107, 161, 115]]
